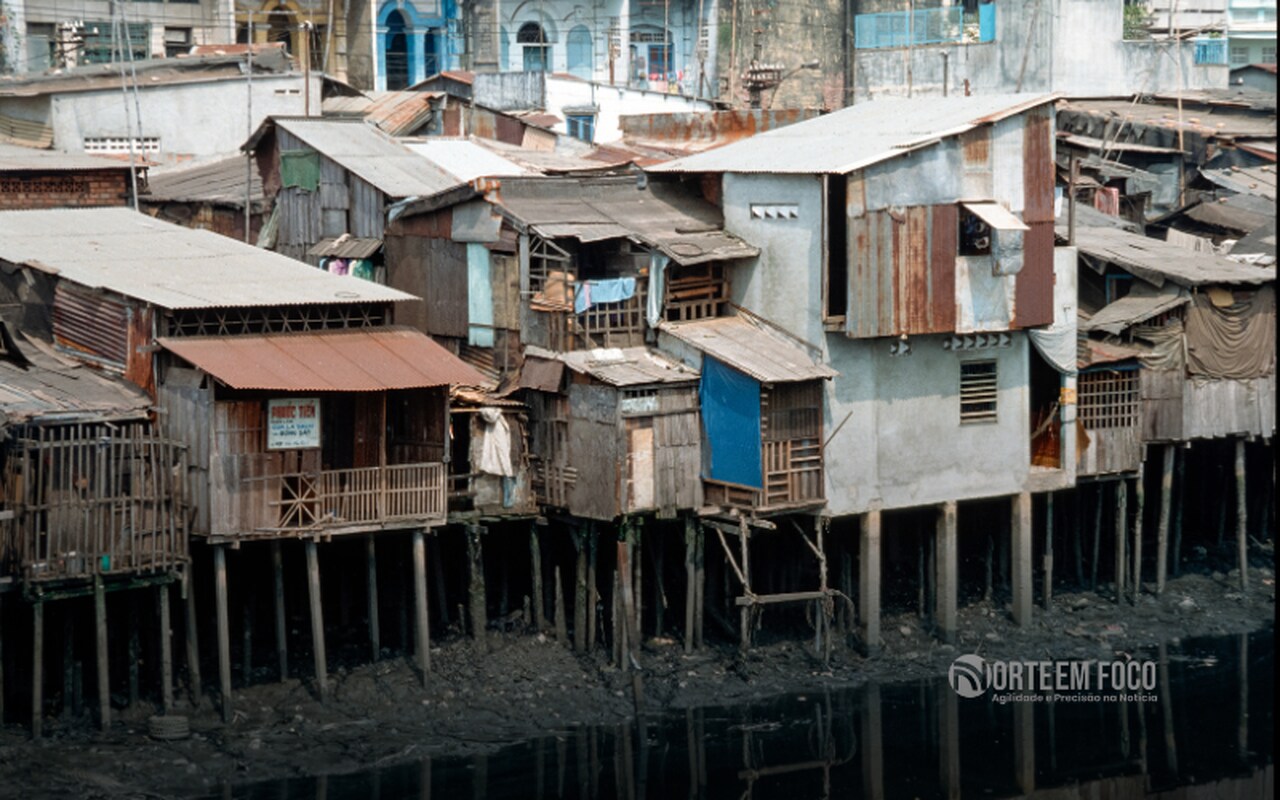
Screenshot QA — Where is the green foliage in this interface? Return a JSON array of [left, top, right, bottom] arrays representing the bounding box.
[[1124, 4, 1153, 41]]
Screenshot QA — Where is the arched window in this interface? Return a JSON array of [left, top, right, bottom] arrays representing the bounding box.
[[518, 22, 550, 71], [423, 28, 442, 77], [384, 10, 409, 90], [566, 25, 592, 79], [499, 26, 510, 70]]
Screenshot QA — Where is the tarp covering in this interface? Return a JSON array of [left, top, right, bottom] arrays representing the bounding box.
[[1186, 284, 1276, 379], [700, 356, 762, 488], [1029, 326, 1077, 375], [467, 243, 494, 347], [1134, 320, 1186, 371], [477, 407, 515, 477], [280, 149, 320, 191], [646, 253, 669, 329]]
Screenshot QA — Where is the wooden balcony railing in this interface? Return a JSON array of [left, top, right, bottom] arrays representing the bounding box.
[[266, 462, 446, 531], [704, 439, 824, 515]]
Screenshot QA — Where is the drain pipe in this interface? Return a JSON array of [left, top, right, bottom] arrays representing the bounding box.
[[941, 50, 949, 97]]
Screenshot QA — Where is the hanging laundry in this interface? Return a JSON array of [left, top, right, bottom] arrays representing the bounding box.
[[350, 259, 375, 281], [327, 258, 349, 276], [574, 281, 593, 314], [280, 149, 320, 191], [575, 277, 636, 314], [477, 408, 515, 477]]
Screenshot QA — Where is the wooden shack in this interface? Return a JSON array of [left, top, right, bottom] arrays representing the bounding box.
[[1074, 339, 1147, 477], [447, 389, 537, 518], [518, 346, 701, 521], [141, 155, 266, 242], [659, 314, 835, 516]]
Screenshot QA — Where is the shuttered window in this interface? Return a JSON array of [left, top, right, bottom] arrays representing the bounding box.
[[959, 360, 998, 424]]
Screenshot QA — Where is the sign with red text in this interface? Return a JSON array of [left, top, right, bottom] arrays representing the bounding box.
[[267, 398, 321, 450]]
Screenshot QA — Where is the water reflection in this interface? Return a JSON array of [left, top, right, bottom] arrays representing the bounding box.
[[208, 630, 1272, 800]]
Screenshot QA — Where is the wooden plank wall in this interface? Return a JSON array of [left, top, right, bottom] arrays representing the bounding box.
[[210, 400, 283, 536], [651, 386, 701, 514], [158, 375, 212, 535], [385, 229, 468, 339], [566, 380, 621, 521]]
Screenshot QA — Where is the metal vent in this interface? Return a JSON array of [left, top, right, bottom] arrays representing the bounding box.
[[959, 360, 998, 424]]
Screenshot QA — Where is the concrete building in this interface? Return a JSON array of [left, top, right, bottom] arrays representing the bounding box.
[[651, 93, 1075, 641], [0, 51, 321, 165], [1226, 0, 1277, 68]]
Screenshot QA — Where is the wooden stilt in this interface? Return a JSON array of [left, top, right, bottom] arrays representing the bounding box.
[[916, 531, 926, 619], [1011, 492, 1032, 626], [305, 539, 328, 702], [128, 593, 141, 708], [158, 584, 173, 713], [1043, 492, 1054, 608], [1171, 447, 1186, 577], [983, 529, 994, 603], [62, 603, 73, 718], [94, 576, 110, 731], [530, 524, 545, 633], [429, 536, 447, 633], [586, 526, 598, 651], [185, 570, 202, 708], [32, 602, 43, 738], [858, 510, 881, 653], [651, 529, 665, 638], [214, 546, 231, 721], [1073, 489, 1085, 587], [632, 521, 643, 641], [738, 518, 751, 654], [694, 522, 705, 649], [367, 536, 380, 662], [1092, 482, 1104, 591], [1235, 439, 1248, 591], [936, 501, 958, 644], [684, 516, 696, 654], [467, 526, 488, 648], [1114, 480, 1128, 605], [612, 568, 623, 669], [272, 541, 287, 681], [840, 550, 854, 634], [412, 530, 430, 684], [554, 565, 568, 645], [0, 595, 5, 725], [574, 530, 587, 653], [1133, 467, 1145, 605], [241, 586, 253, 687], [1156, 445, 1174, 595], [617, 527, 644, 712]]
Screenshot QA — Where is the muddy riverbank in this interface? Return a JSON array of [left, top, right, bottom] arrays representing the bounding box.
[[0, 568, 1273, 800]]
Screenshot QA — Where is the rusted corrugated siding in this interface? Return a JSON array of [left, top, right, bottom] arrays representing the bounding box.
[[847, 205, 957, 338], [53, 283, 129, 367], [1022, 108, 1054, 223], [124, 305, 155, 396], [1015, 221, 1055, 328], [495, 114, 525, 146]]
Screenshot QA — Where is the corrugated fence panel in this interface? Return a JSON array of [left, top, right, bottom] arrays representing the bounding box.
[[1022, 107, 1055, 224], [850, 205, 960, 338], [349, 176, 385, 240], [53, 283, 129, 367], [1014, 221, 1055, 328], [929, 203, 958, 332]]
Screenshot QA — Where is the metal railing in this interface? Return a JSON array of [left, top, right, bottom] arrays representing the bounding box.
[[854, 6, 995, 50]]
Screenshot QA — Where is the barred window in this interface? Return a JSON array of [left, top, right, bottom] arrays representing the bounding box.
[[959, 360, 998, 424], [1077, 369, 1140, 430]]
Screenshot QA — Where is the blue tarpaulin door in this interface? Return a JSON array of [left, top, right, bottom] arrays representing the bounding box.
[[700, 356, 762, 488]]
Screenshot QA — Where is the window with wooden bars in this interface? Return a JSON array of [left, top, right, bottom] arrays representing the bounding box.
[[1077, 369, 1140, 430], [959, 360, 998, 424], [664, 263, 728, 322]]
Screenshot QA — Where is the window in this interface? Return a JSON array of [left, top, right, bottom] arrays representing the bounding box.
[[959, 208, 993, 256], [825, 175, 847, 319], [84, 136, 160, 155], [1264, 46, 1277, 65], [518, 21, 550, 71], [959, 360, 998, 424], [1230, 45, 1250, 66], [80, 21, 150, 65], [164, 28, 192, 58], [566, 113, 595, 142], [1193, 37, 1228, 66], [1077, 369, 1140, 431]]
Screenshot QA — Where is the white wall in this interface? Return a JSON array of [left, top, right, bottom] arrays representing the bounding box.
[[544, 76, 712, 144]]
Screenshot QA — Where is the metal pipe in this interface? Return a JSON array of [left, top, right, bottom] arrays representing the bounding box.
[[1067, 154, 1077, 246], [941, 50, 949, 97]]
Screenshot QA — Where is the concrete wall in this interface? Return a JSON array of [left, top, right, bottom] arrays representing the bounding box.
[[714, 171, 1034, 515], [544, 76, 712, 144], [715, 0, 846, 109], [48, 73, 320, 163]]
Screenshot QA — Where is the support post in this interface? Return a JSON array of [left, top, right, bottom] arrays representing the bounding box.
[[185, 569, 202, 707], [272, 541, 287, 681], [936, 501, 958, 644], [694, 522, 705, 648], [737, 518, 751, 654], [574, 530, 587, 653], [617, 524, 644, 712], [1091, 482, 1103, 591], [467, 526, 488, 648], [32, 602, 44, 738], [129, 593, 141, 708], [530, 524, 545, 633], [214, 546, 231, 721], [554, 565, 568, 645], [94, 576, 110, 731], [412, 529, 430, 683], [859, 510, 882, 653], [367, 536, 380, 662], [1043, 492, 1054, 608], [1114, 480, 1128, 604], [1157, 444, 1174, 595], [1235, 438, 1248, 591], [1171, 447, 1186, 577], [305, 539, 328, 702], [1013, 698, 1035, 794], [684, 516, 696, 654], [158, 584, 173, 713], [587, 526, 598, 651], [937, 681, 960, 799], [1132, 466, 1145, 605], [1011, 492, 1032, 626]]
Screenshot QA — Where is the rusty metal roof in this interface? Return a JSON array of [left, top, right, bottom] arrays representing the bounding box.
[[0, 207, 413, 310], [0, 323, 150, 427], [158, 327, 488, 392], [142, 155, 264, 207], [1080, 339, 1149, 369], [322, 90, 442, 136], [649, 94, 1058, 175], [516, 356, 566, 393], [660, 315, 836, 383], [490, 176, 759, 266], [1081, 285, 1189, 335], [307, 235, 383, 259], [1064, 225, 1275, 288], [529, 345, 697, 387], [1200, 165, 1277, 201]]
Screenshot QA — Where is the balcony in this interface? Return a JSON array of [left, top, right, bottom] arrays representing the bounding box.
[[854, 5, 994, 50], [265, 462, 447, 533]]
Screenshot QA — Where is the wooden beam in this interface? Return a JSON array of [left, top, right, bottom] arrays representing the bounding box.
[[684, 516, 696, 654], [1236, 439, 1248, 591], [738, 519, 751, 653], [1114, 480, 1128, 605], [1042, 492, 1054, 609], [467, 526, 489, 649], [1132, 466, 1145, 605], [214, 546, 232, 722], [1011, 493, 1032, 626], [530, 524, 545, 633], [574, 529, 587, 654], [94, 576, 110, 731], [305, 539, 328, 702], [412, 529, 430, 685], [272, 541, 287, 681], [367, 536, 380, 663], [32, 601, 43, 739], [158, 584, 173, 714], [1156, 444, 1174, 595], [733, 590, 829, 607], [184, 569, 202, 708]]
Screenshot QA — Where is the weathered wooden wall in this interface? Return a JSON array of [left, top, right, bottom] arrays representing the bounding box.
[[566, 379, 621, 521]]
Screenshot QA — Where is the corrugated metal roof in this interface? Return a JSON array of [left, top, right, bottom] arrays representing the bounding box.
[[516, 356, 566, 393], [660, 315, 836, 383], [0, 324, 150, 426], [142, 155, 263, 207], [402, 139, 530, 182], [266, 118, 462, 199], [1066, 225, 1275, 288], [492, 176, 759, 266], [1080, 339, 1149, 369], [307, 236, 383, 258], [0, 143, 135, 173], [1184, 193, 1274, 233], [1056, 132, 1188, 155], [158, 326, 488, 392], [1199, 165, 1277, 201], [1081, 286, 1189, 335], [0, 51, 294, 97], [323, 90, 442, 136], [649, 94, 1058, 175], [533, 345, 698, 387], [0, 207, 414, 309]]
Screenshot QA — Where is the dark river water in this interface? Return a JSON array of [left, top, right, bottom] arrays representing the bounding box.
[[207, 629, 1273, 799]]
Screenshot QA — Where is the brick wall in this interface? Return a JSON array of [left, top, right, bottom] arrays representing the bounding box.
[[0, 170, 131, 209]]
